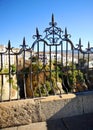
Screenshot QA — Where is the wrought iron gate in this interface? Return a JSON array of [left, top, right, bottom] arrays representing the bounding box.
[[0, 14, 93, 101]]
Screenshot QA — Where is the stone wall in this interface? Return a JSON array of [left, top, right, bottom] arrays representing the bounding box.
[[0, 92, 93, 129]]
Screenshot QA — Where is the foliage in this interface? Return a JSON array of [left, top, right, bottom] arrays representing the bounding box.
[[12, 85, 18, 90], [0, 68, 9, 73], [18, 55, 87, 97], [0, 64, 16, 74], [10, 64, 16, 73]]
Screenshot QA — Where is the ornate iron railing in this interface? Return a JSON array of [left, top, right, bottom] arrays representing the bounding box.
[[0, 14, 93, 102]]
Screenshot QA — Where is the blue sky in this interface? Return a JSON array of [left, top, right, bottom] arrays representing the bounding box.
[[0, 0, 93, 49]]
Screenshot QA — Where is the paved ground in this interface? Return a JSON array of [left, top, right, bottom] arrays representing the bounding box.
[[1, 113, 93, 130]]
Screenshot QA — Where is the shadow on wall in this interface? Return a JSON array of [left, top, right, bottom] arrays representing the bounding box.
[[39, 92, 93, 130], [0, 92, 93, 129]]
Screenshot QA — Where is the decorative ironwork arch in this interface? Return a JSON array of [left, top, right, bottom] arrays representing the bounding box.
[[31, 14, 74, 48]]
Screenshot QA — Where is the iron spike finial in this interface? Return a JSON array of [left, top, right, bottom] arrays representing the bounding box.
[[65, 27, 70, 38], [79, 38, 81, 44], [20, 37, 28, 49], [49, 14, 57, 27], [23, 37, 26, 46], [36, 27, 39, 36], [52, 14, 54, 26], [8, 40, 11, 49], [65, 27, 67, 37], [36, 27, 41, 39], [7, 40, 13, 50], [79, 38, 83, 49], [76, 38, 83, 50], [86, 41, 90, 52], [33, 27, 41, 39], [88, 41, 90, 48]]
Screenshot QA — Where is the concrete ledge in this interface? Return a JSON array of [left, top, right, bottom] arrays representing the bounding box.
[[0, 91, 93, 128]]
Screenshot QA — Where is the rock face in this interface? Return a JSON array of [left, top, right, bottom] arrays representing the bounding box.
[[56, 82, 64, 94], [17, 70, 46, 98], [75, 82, 88, 92]]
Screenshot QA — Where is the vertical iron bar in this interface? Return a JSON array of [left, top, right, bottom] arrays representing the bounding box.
[[72, 46, 74, 91], [78, 48, 79, 74], [1, 54, 3, 70], [16, 54, 19, 99], [66, 41, 68, 68], [83, 53, 85, 64], [49, 45, 53, 94], [43, 42, 46, 67], [0, 76, 2, 101], [23, 48, 26, 98], [61, 41, 63, 67], [43, 42, 48, 96], [88, 54, 89, 69], [87, 42, 90, 80], [83, 53, 85, 72], [55, 45, 57, 90], [30, 49, 34, 97], [37, 41, 41, 97], [83, 53, 86, 84], [61, 41, 64, 93], [87, 52, 90, 78], [8, 45, 11, 101], [1, 54, 3, 101]]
